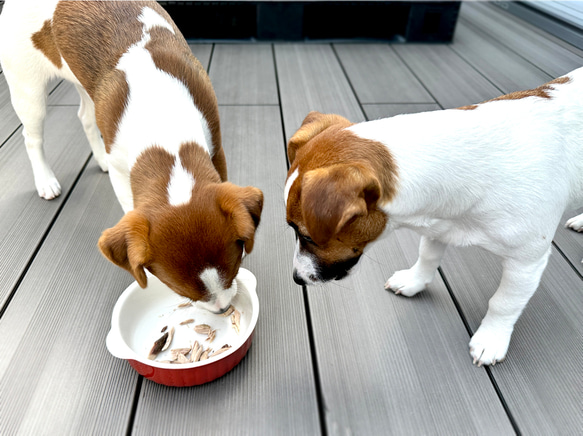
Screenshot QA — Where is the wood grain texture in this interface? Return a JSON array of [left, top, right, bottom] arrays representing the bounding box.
[[556, 208, 583, 275], [210, 44, 278, 105], [132, 106, 321, 435], [439, 245, 582, 434], [393, 44, 503, 109], [0, 72, 22, 144], [460, 2, 583, 78], [274, 44, 365, 140], [0, 107, 92, 309], [307, 229, 514, 435], [362, 103, 441, 120], [452, 20, 552, 93], [334, 44, 435, 104], [188, 43, 213, 70], [0, 160, 137, 435]]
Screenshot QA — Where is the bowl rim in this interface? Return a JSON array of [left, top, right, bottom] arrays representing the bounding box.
[[107, 267, 259, 369]]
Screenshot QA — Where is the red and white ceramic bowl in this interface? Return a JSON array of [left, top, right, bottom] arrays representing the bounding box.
[[106, 268, 258, 387]]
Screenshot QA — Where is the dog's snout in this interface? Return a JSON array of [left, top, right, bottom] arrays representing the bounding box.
[[293, 270, 306, 286], [213, 305, 230, 315]]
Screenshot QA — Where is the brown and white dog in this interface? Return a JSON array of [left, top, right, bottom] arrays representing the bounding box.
[[0, 0, 263, 313], [284, 70, 583, 365]]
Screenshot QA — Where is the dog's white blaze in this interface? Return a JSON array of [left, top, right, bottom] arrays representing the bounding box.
[[284, 168, 299, 206], [138, 6, 175, 34], [198, 268, 238, 313], [112, 8, 211, 169], [167, 157, 195, 206], [293, 239, 319, 285]]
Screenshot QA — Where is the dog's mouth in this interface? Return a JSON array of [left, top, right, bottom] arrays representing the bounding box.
[[293, 255, 361, 286]]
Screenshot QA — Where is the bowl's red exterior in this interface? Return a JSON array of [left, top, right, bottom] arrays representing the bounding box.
[[128, 330, 254, 386]]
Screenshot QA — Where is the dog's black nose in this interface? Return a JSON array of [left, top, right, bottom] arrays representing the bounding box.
[[293, 270, 306, 286]]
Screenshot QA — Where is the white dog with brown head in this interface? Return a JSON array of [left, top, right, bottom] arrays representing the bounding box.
[[285, 70, 583, 366]]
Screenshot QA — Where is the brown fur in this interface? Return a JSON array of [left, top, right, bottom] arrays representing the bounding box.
[[34, 1, 263, 301], [286, 111, 397, 266], [31, 20, 62, 69], [457, 75, 571, 110]]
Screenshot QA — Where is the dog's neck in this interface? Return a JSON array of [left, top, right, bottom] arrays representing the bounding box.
[[130, 142, 221, 210]]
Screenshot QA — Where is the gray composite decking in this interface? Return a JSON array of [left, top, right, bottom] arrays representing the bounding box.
[[0, 2, 581, 435]]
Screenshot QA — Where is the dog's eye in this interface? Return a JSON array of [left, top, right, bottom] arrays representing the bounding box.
[[302, 234, 315, 244]]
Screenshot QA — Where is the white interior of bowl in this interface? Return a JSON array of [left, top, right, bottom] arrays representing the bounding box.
[[107, 268, 258, 368]]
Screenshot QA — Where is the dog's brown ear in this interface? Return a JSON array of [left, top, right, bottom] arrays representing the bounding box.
[[217, 183, 264, 253], [287, 112, 351, 164], [301, 165, 381, 245], [98, 211, 151, 288]]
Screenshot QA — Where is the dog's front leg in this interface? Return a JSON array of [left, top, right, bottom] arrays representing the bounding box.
[[469, 249, 551, 366], [385, 236, 447, 297]]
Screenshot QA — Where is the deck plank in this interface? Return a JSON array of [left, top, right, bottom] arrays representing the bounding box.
[[274, 44, 365, 139], [276, 44, 515, 434], [362, 103, 441, 120], [132, 106, 321, 435], [393, 44, 502, 108], [452, 20, 553, 92], [460, 2, 583, 78], [556, 208, 583, 275], [334, 44, 435, 104], [0, 107, 93, 309], [210, 44, 278, 105], [0, 159, 137, 435], [306, 230, 514, 435], [0, 72, 21, 144], [439, 245, 582, 434]]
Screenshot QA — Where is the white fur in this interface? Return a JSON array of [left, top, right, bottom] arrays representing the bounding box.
[[197, 268, 238, 314], [0, 0, 106, 200], [289, 69, 583, 365], [343, 69, 583, 365], [108, 7, 211, 212], [284, 167, 299, 206], [167, 157, 196, 206], [0, 1, 212, 212]]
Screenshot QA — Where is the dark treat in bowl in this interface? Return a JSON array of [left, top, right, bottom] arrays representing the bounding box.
[[107, 268, 258, 386]]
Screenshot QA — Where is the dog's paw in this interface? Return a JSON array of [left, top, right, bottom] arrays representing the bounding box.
[[95, 155, 109, 173], [384, 269, 427, 297], [566, 214, 583, 232], [35, 172, 61, 200], [469, 326, 511, 367]]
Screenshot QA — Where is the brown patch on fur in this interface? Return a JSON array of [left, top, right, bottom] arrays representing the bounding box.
[[286, 111, 396, 250], [179, 142, 222, 186], [94, 70, 129, 153], [145, 26, 225, 180], [52, 1, 146, 98], [130, 147, 176, 209], [31, 20, 62, 69], [456, 75, 571, 110], [98, 210, 151, 288]]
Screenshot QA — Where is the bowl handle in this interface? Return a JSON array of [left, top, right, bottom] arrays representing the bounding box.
[[106, 326, 135, 360]]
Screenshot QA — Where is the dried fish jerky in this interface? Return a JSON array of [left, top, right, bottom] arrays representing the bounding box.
[[161, 326, 175, 351], [211, 344, 231, 358], [148, 332, 169, 360], [200, 349, 210, 361], [177, 301, 192, 308], [231, 309, 241, 334], [206, 329, 216, 343], [179, 318, 194, 326], [194, 324, 212, 335]]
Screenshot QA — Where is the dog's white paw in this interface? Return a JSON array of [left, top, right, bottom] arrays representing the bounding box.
[[94, 154, 109, 173], [384, 269, 427, 297], [35, 171, 61, 200], [469, 326, 511, 367], [566, 215, 583, 232]]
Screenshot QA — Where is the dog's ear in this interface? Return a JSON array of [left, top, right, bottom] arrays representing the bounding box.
[[287, 112, 351, 164], [217, 183, 264, 253], [98, 211, 151, 288], [301, 165, 381, 245]]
